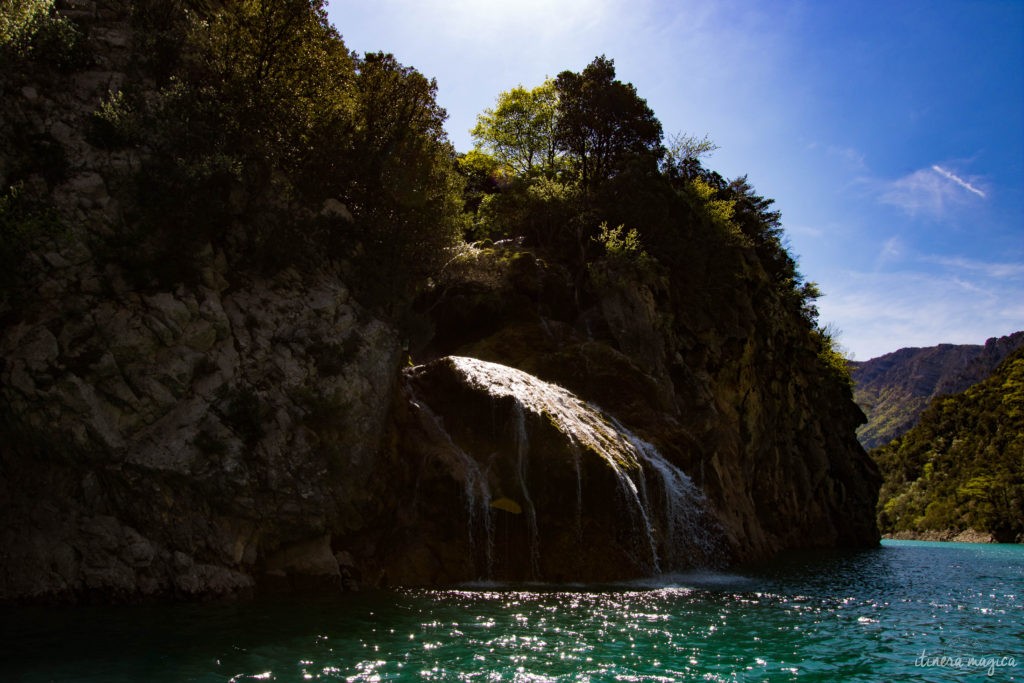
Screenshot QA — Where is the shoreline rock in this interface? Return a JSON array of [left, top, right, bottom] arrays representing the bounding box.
[[883, 529, 998, 543]]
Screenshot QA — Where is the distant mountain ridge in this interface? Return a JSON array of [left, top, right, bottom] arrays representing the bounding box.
[[871, 346, 1024, 542], [851, 331, 1024, 449]]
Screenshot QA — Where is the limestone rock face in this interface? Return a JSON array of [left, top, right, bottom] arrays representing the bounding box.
[[0, 2, 400, 602], [0, 263, 401, 601]]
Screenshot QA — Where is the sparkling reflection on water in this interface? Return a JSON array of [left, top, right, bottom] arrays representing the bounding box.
[[1, 541, 1021, 682]]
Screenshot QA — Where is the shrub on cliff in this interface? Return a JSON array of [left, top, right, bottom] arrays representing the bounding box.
[[0, 0, 86, 71], [0, 183, 62, 308]]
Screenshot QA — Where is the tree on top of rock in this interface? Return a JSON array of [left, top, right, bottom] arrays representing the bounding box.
[[553, 56, 664, 191]]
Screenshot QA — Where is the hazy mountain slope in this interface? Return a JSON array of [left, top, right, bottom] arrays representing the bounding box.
[[851, 332, 1024, 449], [872, 347, 1024, 542]]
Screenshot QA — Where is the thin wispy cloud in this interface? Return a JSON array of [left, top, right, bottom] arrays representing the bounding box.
[[826, 145, 868, 171], [931, 165, 986, 198], [877, 236, 904, 265], [874, 163, 988, 217], [924, 255, 1024, 280]]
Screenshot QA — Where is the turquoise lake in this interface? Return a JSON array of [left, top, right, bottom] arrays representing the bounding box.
[[1, 540, 1020, 681]]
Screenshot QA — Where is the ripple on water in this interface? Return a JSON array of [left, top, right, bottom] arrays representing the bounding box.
[[0, 542, 1021, 682]]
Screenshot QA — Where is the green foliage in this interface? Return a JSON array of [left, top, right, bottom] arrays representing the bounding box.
[[464, 58, 667, 254], [471, 79, 561, 179], [0, 0, 86, 70], [873, 349, 1024, 541], [461, 60, 828, 377], [346, 51, 465, 311], [594, 223, 650, 268], [589, 222, 662, 292], [814, 325, 854, 391], [686, 177, 738, 233], [474, 177, 581, 248], [0, 0, 50, 48], [457, 149, 512, 237], [83, 1, 462, 310], [554, 56, 664, 191], [87, 90, 141, 150]]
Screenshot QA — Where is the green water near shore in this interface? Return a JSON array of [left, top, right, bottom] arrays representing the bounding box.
[[2, 541, 1020, 681]]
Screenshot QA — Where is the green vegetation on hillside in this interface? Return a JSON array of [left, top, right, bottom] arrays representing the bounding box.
[[458, 55, 847, 388], [873, 348, 1024, 541], [2, 0, 464, 314], [2, 1, 850, 394], [0, 0, 83, 69], [852, 333, 1024, 449]]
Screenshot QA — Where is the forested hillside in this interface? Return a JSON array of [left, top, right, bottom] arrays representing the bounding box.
[[851, 332, 1024, 449], [873, 347, 1024, 542]]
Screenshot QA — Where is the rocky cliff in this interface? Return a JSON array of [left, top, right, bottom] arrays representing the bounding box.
[[1, 2, 404, 601], [1, 1, 880, 602], [388, 241, 880, 582]]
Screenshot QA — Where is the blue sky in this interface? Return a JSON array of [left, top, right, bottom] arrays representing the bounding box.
[[325, 0, 1023, 360]]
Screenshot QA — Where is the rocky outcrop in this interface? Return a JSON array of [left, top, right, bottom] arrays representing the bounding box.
[[372, 356, 722, 585], [417, 243, 881, 567], [0, 262, 401, 601], [883, 530, 996, 543], [0, 6, 402, 601]]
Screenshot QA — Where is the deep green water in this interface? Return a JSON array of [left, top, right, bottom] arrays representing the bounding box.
[[1, 541, 1021, 682]]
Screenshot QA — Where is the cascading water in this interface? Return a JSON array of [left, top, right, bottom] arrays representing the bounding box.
[[450, 356, 662, 572], [511, 403, 541, 578], [406, 386, 494, 576], [616, 422, 723, 566], [405, 356, 723, 580]]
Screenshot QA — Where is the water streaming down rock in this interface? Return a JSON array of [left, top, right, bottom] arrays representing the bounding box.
[[616, 422, 723, 567], [403, 356, 724, 581], [406, 387, 495, 577], [511, 403, 542, 579]]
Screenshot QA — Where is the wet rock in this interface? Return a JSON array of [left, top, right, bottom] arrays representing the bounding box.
[[386, 356, 724, 584]]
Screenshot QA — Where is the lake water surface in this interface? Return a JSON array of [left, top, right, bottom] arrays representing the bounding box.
[[2, 540, 1021, 681]]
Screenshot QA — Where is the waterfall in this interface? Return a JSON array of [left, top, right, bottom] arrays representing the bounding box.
[[511, 403, 541, 579], [406, 386, 494, 577], [616, 422, 722, 567], [407, 356, 722, 579], [450, 356, 662, 572]]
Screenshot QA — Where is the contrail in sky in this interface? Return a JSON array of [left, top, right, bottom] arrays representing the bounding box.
[[932, 165, 986, 198]]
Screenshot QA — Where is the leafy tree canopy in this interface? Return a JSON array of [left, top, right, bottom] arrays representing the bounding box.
[[471, 79, 561, 179], [455, 54, 848, 408], [0, 0, 82, 69], [554, 55, 664, 191], [75, 0, 462, 313]]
